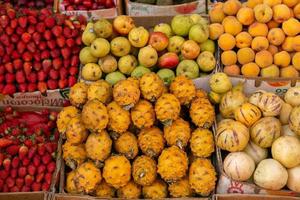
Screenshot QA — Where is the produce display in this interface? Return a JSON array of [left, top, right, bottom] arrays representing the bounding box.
[[209, 0, 300, 78], [131, 0, 197, 5], [213, 72, 300, 192], [0, 4, 85, 95], [79, 14, 216, 85], [2, 0, 54, 9], [0, 107, 59, 192], [61, 0, 115, 11], [57, 74, 217, 198]]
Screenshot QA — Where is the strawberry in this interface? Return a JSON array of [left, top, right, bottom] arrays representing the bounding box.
[[61, 47, 71, 59], [10, 186, 20, 192], [0, 44, 4, 57], [49, 69, 59, 80], [0, 179, 3, 190], [42, 60, 52, 73], [2, 184, 9, 192], [19, 146, 28, 160], [63, 27, 72, 38], [52, 58, 62, 70], [41, 153, 51, 165], [26, 42, 36, 53], [5, 73, 15, 83], [22, 157, 30, 166], [0, 64, 4, 74], [43, 30, 52, 41], [16, 26, 25, 36], [33, 51, 41, 62], [24, 175, 34, 186], [45, 17, 55, 28], [58, 79, 68, 89], [36, 22, 45, 33], [11, 157, 20, 169], [66, 38, 75, 47], [28, 83, 37, 92], [39, 41, 47, 50], [21, 32, 31, 43], [50, 49, 60, 58], [27, 72, 37, 83], [21, 186, 30, 192], [44, 172, 52, 184], [18, 16, 28, 28], [11, 34, 20, 43], [28, 164, 36, 176], [40, 8, 52, 17], [63, 59, 70, 68], [5, 26, 14, 35], [36, 173, 44, 183], [31, 182, 41, 191], [38, 144, 47, 156], [42, 182, 50, 191], [56, 37, 65, 48], [28, 146, 37, 159], [4, 62, 13, 73], [68, 76, 77, 87], [10, 18, 18, 29], [22, 52, 33, 62], [47, 79, 58, 90], [27, 25, 35, 34], [47, 161, 56, 173], [16, 178, 24, 188], [37, 71, 47, 82], [33, 62, 42, 71], [32, 32, 41, 45], [0, 34, 10, 46], [52, 26, 63, 37], [69, 67, 78, 76], [6, 177, 15, 188], [6, 145, 20, 156], [2, 54, 11, 63], [11, 127, 22, 136], [6, 44, 15, 55], [41, 50, 50, 60], [17, 41, 26, 54], [37, 165, 46, 174], [0, 170, 9, 180], [71, 29, 79, 37], [13, 59, 23, 70], [47, 40, 56, 50], [12, 50, 21, 59], [23, 62, 32, 76], [11, 168, 18, 178], [0, 75, 4, 83], [2, 84, 16, 95], [72, 46, 80, 54], [3, 158, 11, 171], [16, 70, 26, 84], [0, 153, 3, 166], [18, 167, 27, 178], [75, 35, 82, 46], [7, 9, 16, 20], [0, 15, 9, 28], [27, 15, 37, 25], [54, 13, 66, 26]]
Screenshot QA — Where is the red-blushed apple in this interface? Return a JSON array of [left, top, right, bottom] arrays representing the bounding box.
[[148, 32, 169, 51], [113, 15, 135, 35], [181, 40, 200, 60], [158, 52, 179, 69]]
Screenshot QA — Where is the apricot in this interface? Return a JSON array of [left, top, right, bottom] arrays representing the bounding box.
[[254, 4, 273, 23], [293, 35, 300, 51], [282, 37, 294, 52], [247, 0, 263, 8], [222, 0, 242, 16], [274, 51, 291, 67], [268, 45, 279, 55], [292, 52, 300, 70], [267, 28, 286, 46], [293, 3, 300, 19], [241, 62, 260, 76], [289, 8, 294, 18], [255, 50, 273, 68], [221, 50, 237, 66], [273, 4, 291, 23], [263, 0, 282, 7], [248, 22, 269, 37], [282, 18, 300, 36], [209, 23, 224, 40], [281, 66, 300, 77], [222, 16, 243, 36], [237, 7, 255, 25], [236, 32, 252, 48], [283, 0, 299, 7], [237, 48, 255, 65], [260, 64, 280, 77], [251, 36, 269, 51], [218, 33, 236, 50], [224, 65, 241, 76], [209, 3, 226, 23], [267, 20, 280, 29]]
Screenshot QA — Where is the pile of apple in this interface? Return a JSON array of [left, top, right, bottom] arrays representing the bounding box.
[[209, 0, 300, 78], [0, 4, 86, 95], [1, 0, 54, 9], [61, 0, 115, 11], [79, 14, 216, 85]]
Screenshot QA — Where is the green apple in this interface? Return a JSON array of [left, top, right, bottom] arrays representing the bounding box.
[[154, 23, 173, 38], [79, 47, 98, 64], [190, 14, 209, 27], [82, 22, 97, 46], [176, 60, 199, 79], [157, 69, 175, 85], [197, 51, 216, 72], [260, 65, 280, 77], [90, 38, 110, 58], [118, 55, 138, 75], [189, 24, 209, 43], [131, 66, 151, 78], [200, 39, 215, 53], [105, 71, 126, 85], [167, 36, 185, 53], [209, 72, 232, 93], [171, 15, 193, 36]]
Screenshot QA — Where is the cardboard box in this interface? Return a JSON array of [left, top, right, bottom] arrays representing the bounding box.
[[0, 192, 51, 200], [214, 194, 300, 200], [125, 0, 207, 16], [54, 0, 123, 20], [0, 88, 70, 108]]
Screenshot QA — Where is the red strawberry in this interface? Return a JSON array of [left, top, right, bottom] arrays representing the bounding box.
[[27, 15, 37, 25], [52, 26, 63, 37], [28, 165, 36, 176], [2, 84, 17, 95], [38, 144, 46, 156], [13, 59, 23, 70], [16, 26, 26, 36], [0, 75, 4, 83], [75, 35, 82, 46], [63, 27, 72, 38], [5, 73, 15, 83], [44, 172, 52, 184], [40, 8, 52, 17], [19, 146, 28, 159], [0, 65, 4, 75], [3, 184, 9, 192], [69, 67, 78, 76], [12, 50, 21, 59], [47, 161, 56, 173], [33, 62, 42, 71], [52, 58, 62, 70], [71, 29, 79, 38], [47, 79, 58, 90], [17, 41, 26, 54], [28, 83, 37, 92], [37, 71, 47, 82], [41, 50, 50, 60], [6, 177, 15, 188], [24, 175, 34, 186], [21, 186, 30, 192], [11, 34, 20, 43], [63, 59, 70, 68], [32, 182, 41, 191], [27, 25, 35, 34], [72, 46, 80, 54], [38, 42, 46, 51], [42, 182, 50, 191], [50, 49, 60, 58], [22, 157, 30, 166], [28, 146, 37, 159], [66, 38, 75, 47], [49, 69, 59, 80], [45, 17, 55, 28], [37, 165, 46, 174], [11, 157, 20, 168], [11, 168, 17, 178], [36, 22, 45, 33], [33, 51, 41, 61], [0, 44, 4, 57], [16, 178, 24, 188], [36, 173, 44, 183], [22, 52, 33, 62], [41, 153, 52, 165], [43, 30, 52, 41], [42, 60, 52, 73], [6, 145, 20, 156], [18, 16, 28, 28], [11, 127, 22, 136], [2, 54, 11, 63], [33, 155, 41, 167], [16, 70, 26, 84], [0, 34, 10, 46], [4, 62, 14, 73], [10, 18, 18, 29], [0, 179, 3, 190], [7, 9, 16, 20], [10, 186, 20, 192], [3, 158, 11, 171], [61, 47, 71, 59], [23, 62, 32, 75], [21, 32, 31, 43], [59, 67, 68, 79], [0, 15, 9, 28], [26, 42, 36, 53], [58, 79, 68, 89], [68, 76, 77, 87], [32, 32, 41, 45], [54, 13, 66, 26], [6, 44, 15, 55], [18, 167, 27, 178], [5, 26, 14, 35], [56, 37, 65, 48], [27, 72, 37, 83], [0, 170, 9, 180], [47, 40, 56, 50]]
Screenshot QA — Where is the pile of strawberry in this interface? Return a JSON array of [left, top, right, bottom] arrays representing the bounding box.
[[62, 0, 115, 11], [0, 4, 86, 95], [0, 106, 59, 192], [2, 0, 54, 9]]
